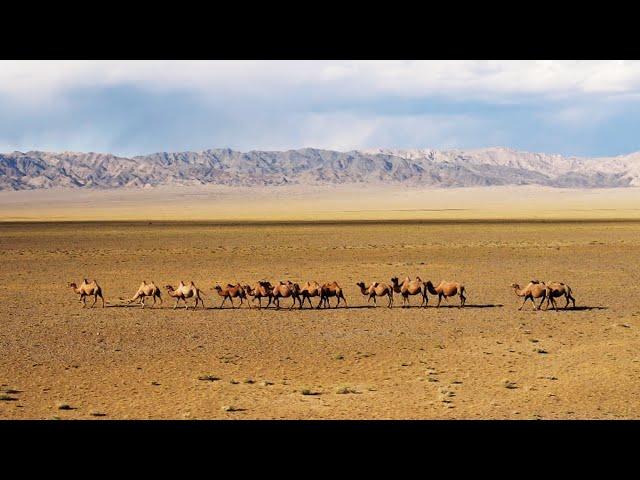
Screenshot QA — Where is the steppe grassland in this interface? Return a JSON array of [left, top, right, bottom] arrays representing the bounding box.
[[0, 220, 639, 418]]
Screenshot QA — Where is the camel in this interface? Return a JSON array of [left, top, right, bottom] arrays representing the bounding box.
[[391, 277, 426, 307], [165, 281, 205, 309], [543, 282, 576, 311], [271, 281, 301, 310], [214, 283, 247, 308], [270, 281, 301, 310], [510, 280, 548, 311], [424, 281, 466, 308], [68, 278, 105, 308], [356, 281, 393, 308], [297, 281, 323, 309], [244, 281, 274, 309], [319, 281, 347, 308], [127, 280, 162, 308]]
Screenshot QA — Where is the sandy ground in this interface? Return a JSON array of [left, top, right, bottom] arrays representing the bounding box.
[[2, 184, 640, 221], [1, 221, 639, 419]]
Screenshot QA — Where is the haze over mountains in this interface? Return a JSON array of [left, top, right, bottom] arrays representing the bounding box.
[[1, 147, 640, 191]]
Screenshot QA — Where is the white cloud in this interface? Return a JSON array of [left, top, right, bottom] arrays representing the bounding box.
[[3, 60, 640, 104]]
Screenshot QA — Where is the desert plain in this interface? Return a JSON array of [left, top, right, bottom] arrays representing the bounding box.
[[1, 213, 640, 419]]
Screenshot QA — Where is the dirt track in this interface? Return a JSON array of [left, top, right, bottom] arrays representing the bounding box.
[[1, 221, 639, 419]]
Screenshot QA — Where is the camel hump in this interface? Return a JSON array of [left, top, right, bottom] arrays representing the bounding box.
[[372, 282, 379, 288], [227, 283, 235, 288]]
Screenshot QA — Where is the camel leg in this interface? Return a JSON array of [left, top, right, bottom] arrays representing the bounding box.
[[518, 296, 528, 311], [220, 297, 227, 309], [141, 296, 145, 309], [81, 294, 87, 308], [174, 298, 180, 309], [437, 294, 442, 308], [90, 294, 98, 308], [564, 293, 575, 309], [229, 296, 235, 309], [460, 292, 466, 308], [341, 294, 347, 307], [387, 293, 393, 308], [321, 296, 328, 309], [157, 294, 163, 306]]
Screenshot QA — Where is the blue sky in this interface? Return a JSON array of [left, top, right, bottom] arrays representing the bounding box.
[[1, 60, 640, 157]]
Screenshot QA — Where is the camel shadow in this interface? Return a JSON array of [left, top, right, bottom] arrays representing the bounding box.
[[544, 306, 607, 312], [426, 304, 504, 309]]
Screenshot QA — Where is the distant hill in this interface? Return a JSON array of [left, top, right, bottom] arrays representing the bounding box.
[[1, 147, 639, 191]]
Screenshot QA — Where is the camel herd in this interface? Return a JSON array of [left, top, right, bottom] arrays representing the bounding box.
[[67, 277, 576, 311]]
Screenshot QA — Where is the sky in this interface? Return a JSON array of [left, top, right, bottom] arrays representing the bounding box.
[[1, 60, 640, 158]]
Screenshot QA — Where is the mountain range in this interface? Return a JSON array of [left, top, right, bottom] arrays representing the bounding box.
[[1, 147, 640, 191]]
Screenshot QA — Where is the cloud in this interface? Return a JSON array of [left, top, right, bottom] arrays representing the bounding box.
[[4, 61, 640, 102], [2, 61, 640, 156]]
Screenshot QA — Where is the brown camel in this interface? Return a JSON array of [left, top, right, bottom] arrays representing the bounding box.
[[356, 281, 393, 308], [244, 281, 274, 309], [425, 280, 466, 308], [214, 283, 247, 308], [298, 281, 323, 309], [391, 276, 426, 307], [68, 278, 105, 308], [510, 281, 547, 311], [271, 281, 301, 310], [319, 281, 347, 308], [165, 281, 205, 309], [543, 282, 576, 311], [127, 280, 162, 308]]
